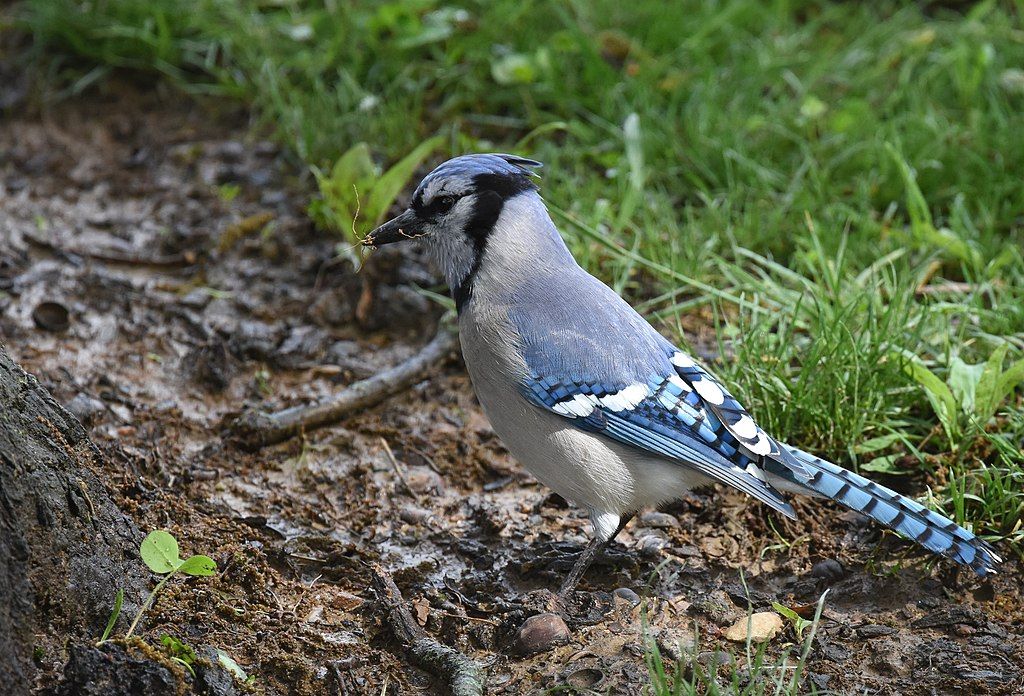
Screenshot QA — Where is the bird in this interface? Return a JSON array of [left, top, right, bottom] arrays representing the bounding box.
[[363, 153, 1001, 594]]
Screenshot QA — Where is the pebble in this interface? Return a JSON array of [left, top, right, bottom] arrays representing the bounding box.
[[32, 301, 70, 332], [398, 506, 435, 526], [65, 393, 105, 425], [636, 533, 668, 555], [405, 466, 445, 495], [514, 613, 570, 655], [810, 558, 845, 582], [655, 628, 696, 662], [639, 511, 679, 529], [695, 650, 733, 669], [724, 612, 784, 643], [612, 587, 641, 606]]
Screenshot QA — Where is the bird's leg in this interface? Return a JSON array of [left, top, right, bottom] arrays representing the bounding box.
[[557, 513, 634, 596]]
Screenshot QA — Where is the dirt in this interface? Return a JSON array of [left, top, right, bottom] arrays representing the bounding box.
[[1, 82, 1022, 695]]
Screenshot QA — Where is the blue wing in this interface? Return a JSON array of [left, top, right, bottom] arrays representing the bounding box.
[[520, 361, 797, 519]]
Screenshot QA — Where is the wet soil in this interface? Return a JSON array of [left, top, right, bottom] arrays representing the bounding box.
[[1, 83, 1022, 695]]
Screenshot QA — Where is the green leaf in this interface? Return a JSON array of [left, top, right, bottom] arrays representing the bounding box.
[[854, 433, 903, 454], [861, 454, 903, 474], [974, 344, 1009, 422], [140, 530, 181, 574], [365, 135, 445, 226], [948, 355, 984, 417], [996, 359, 1024, 407], [98, 588, 123, 644], [771, 601, 801, 623], [313, 143, 379, 236], [217, 649, 248, 682], [895, 351, 959, 445], [179, 554, 217, 577], [885, 144, 980, 267], [491, 53, 537, 85]]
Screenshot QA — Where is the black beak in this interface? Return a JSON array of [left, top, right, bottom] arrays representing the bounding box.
[[362, 209, 426, 248]]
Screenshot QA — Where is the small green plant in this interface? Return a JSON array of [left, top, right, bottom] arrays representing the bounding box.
[[770, 602, 813, 643], [217, 649, 250, 684], [125, 530, 217, 638], [643, 590, 829, 695], [161, 634, 198, 677], [97, 588, 124, 645], [309, 136, 444, 244], [217, 182, 241, 203], [896, 345, 1024, 450], [98, 530, 216, 643]]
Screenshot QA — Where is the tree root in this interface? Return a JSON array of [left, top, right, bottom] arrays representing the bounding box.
[[227, 328, 458, 451], [370, 564, 486, 696]]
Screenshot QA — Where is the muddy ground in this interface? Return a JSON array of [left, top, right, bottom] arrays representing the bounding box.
[[1, 83, 1022, 695]]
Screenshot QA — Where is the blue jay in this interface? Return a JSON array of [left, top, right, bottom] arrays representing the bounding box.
[[364, 153, 1000, 593]]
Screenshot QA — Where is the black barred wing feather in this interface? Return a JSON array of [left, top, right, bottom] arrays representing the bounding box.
[[521, 370, 796, 519], [665, 349, 813, 481]]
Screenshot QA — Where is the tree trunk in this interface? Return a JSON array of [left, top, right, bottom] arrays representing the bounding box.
[[0, 344, 145, 691]]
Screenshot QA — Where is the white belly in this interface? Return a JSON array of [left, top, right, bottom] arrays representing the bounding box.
[[458, 312, 708, 533]]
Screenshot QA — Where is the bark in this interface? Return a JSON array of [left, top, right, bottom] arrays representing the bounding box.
[[0, 344, 145, 691]]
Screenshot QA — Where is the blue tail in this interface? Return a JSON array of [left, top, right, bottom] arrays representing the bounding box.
[[764, 445, 1001, 576]]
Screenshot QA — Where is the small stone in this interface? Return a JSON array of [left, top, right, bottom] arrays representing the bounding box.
[[809, 673, 831, 690], [639, 511, 679, 529], [696, 650, 733, 669], [810, 559, 845, 582], [856, 624, 897, 638], [724, 612, 784, 643], [32, 301, 70, 332], [514, 613, 570, 655], [655, 629, 696, 662], [65, 393, 105, 425], [179, 289, 212, 309], [405, 466, 445, 495], [398, 506, 435, 526], [613, 587, 641, 606], [636, 533, 667, 555]]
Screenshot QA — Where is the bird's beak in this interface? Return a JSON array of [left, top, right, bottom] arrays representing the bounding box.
[[362, 209, 425, 248]]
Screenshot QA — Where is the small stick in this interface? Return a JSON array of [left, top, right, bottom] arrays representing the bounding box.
[[370, 564, 486, 696], [228, 329, 458, 451], [380, 436, 421, 502], [23, 231, 196, 268]]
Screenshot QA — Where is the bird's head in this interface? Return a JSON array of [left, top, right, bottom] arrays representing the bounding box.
[[363, 153, 543, 307]]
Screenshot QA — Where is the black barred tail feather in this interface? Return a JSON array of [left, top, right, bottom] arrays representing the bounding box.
[[764, 445, 1001, 576]]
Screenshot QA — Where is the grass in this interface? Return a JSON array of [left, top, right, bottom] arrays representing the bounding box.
[[643, 588, 830, 695], [12, 0, 1024, 658]]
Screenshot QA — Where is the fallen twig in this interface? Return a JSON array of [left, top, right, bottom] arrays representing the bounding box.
[[380, 436, 422, 502], [370, 564, 486, 696], [23, 231, 197, 268], [227, 328, 458, 450]]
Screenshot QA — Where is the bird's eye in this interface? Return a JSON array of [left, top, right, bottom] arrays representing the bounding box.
[[435, 195, 457, 214]]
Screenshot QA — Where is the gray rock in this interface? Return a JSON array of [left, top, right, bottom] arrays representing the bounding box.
[[613, 587, 641, 606], [639, 511, 679, 529], [810, 558, 845, 582], [65, 393, 105, 425]]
